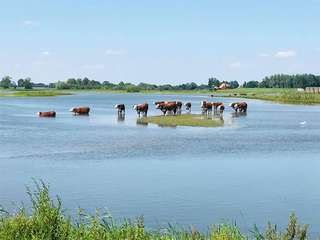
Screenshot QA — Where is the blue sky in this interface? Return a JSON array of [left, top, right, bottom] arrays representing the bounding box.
[[1, 0, 320, 84]]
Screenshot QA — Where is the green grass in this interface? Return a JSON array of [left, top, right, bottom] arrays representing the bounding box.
[[2, 87, 320, 104], [0, 182, 310, 240], [0, 90, 72, 97], [137, 114, 224, 128], [213, 88, 320, 105]]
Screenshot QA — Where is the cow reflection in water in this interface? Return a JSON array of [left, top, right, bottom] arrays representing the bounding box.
[[117, 113, 125, 122], [205, 113, 224, 124], [136, 119, 148, 126], [157, 124, 177, 129], [231, 111, 247, 118]]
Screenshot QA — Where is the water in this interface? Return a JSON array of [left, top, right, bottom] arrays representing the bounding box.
[[0, 93, 320, 235]]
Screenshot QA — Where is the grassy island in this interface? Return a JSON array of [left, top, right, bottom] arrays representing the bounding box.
[[137, 114, 224, 128], [0, 90, 72, 97]]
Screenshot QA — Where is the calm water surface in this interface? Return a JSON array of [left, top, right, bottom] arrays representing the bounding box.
[[0, 93, 320, 235]]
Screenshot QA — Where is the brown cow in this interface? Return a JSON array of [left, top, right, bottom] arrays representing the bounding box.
[[154, 101, 182, 114], [133, 103, 148, 117], [229, 102, 247, 112], [69, 106, 90, 115], [37, 111, 56, 117], [200, 101, 224, 114], [156, 102, 178, 115], [153, 101, 166, 105], [154, 101, 182, 109]]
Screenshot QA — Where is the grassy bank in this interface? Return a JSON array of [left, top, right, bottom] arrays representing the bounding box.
[[0, 182, 310, 240], [0, 90, 72, 97], [213, 88, 320, 104], [2, 87, 320, 105], [137, 114, 224, 128]]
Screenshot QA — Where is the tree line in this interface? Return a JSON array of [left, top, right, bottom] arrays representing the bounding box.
[[47, 77, 240, 92], [2, 74, 320, 91], [0, 76, 37, 89], [243, 74, 320, 88]]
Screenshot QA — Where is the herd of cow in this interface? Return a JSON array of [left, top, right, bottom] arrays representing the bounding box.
[[37, 101, 247, 118]]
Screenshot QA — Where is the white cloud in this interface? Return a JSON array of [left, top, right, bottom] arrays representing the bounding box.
[[274, 50, 296, 59], [105, 48, 127, 55], [83, 64, 105, 70], [259, 53, 270, 57], [229, 62, 241, 69], [22, 20, 39, 26], [42, 51, 50, 55]]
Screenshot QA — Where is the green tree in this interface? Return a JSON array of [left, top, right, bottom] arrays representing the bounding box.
[[0, 76, 12, 88], [17, 78, 25, 88], [244, 80, 259, 88], [23, 78, 33, 89], [229, 81, 239, 89], [208, 77, 220, 89]]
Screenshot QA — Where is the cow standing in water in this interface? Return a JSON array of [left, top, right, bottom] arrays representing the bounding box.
[[176, 101, 182, 114], [133, 103, 148, 117], [200, 101, 213, 114], [114, 104, 125, 115], [218, 104, 225, 114], [37, 111, 56, 117], [154, 101, 182, 114], [201, 101, 224, 114], [70, 107, 90, 115], [229, 102, 247, 112], [185, 102, 192, 112], [156, 102, 178, 115]]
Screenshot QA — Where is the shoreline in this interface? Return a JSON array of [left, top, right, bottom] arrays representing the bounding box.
[[1, 88, 320, 105], [0, 182, 310, 240]]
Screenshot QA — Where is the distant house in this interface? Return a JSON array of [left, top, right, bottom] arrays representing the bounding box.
[[214, 82, 231, 90]]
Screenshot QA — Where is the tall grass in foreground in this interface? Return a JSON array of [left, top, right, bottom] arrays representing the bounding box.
[[0, 182, 309, 240]]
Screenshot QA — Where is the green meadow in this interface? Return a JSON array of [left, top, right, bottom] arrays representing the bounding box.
[[1, 87, 320, 105], [0, 90, 72, 97]]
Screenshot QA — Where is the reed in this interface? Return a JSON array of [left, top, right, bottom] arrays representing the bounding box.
[[0, 182, 310, 240]]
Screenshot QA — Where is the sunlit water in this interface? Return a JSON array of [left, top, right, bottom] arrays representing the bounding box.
[[1, 93, 320, 235]]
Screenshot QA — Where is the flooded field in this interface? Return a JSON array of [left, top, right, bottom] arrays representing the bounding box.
[[0, 93, 320, 234]]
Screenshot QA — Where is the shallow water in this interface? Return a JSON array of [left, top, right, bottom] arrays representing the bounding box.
[[0, 93, 320, 235]]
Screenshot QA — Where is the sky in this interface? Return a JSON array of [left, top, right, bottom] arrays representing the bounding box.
[[1, 0, 320, 84]]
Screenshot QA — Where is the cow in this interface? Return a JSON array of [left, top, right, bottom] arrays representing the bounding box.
[[37, 111, 56, 117], [153, 101, 166, 105], [176, 101, 182, 113], [154, 101, 182, 114], [154, 101, 182, 108], [156, 102, 178, 115], [229, 102, 247, 112], [114, 104, 125, 115], [69, 106, 90, 115], [200, 101, 213, 114], [218, 104, 225, 114], [185, 102, 192, 111], [201, 101, 224, 114], [133, 103, 148, 117], [212, 102, 224, 111]]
